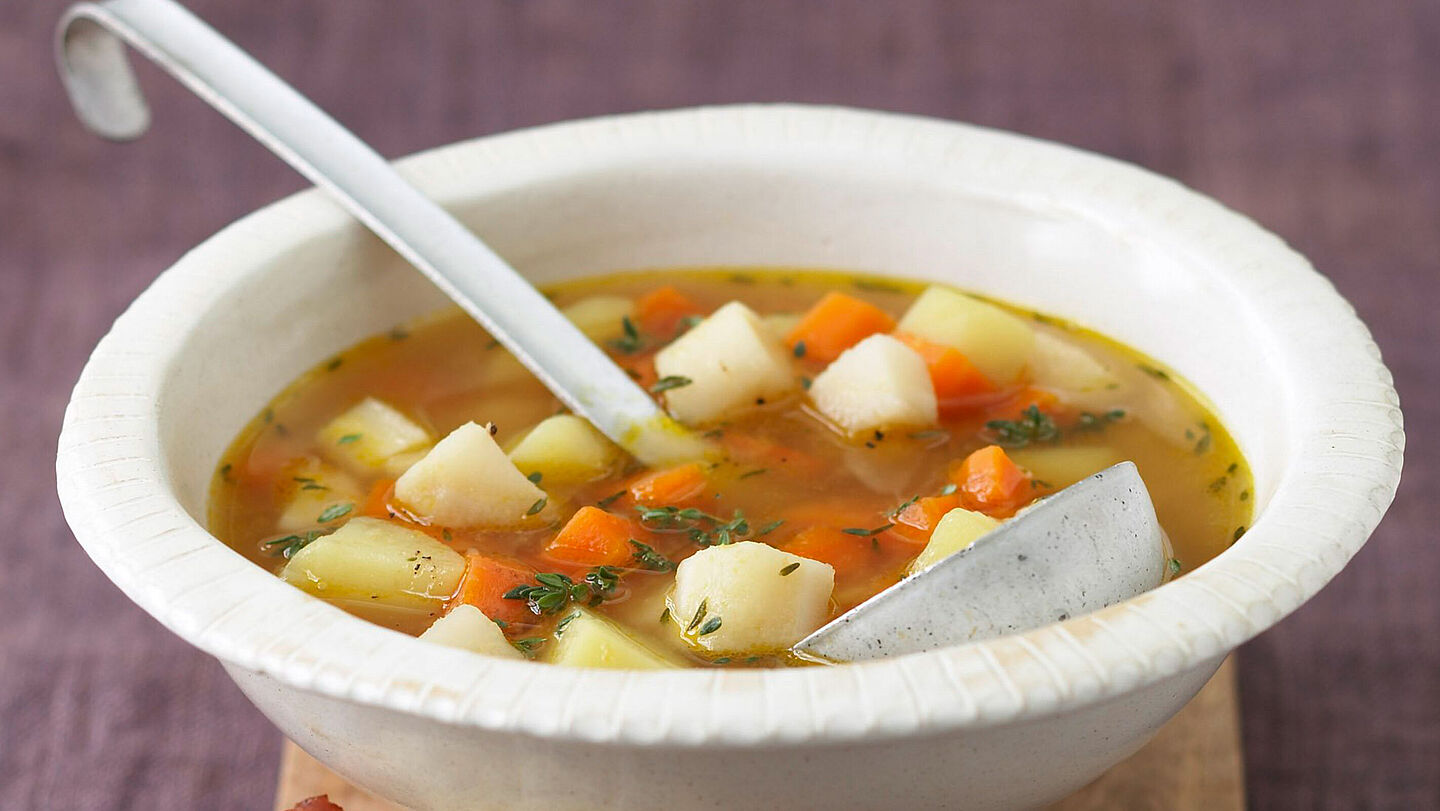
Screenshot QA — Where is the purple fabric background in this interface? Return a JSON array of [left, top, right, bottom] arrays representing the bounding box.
[[2, 2, 1435, 808]]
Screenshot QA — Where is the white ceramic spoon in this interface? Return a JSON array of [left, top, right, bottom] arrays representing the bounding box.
[[56, 0, 1168, 661], [795, 462, 1168, 662], [56, 0, 707, 466]]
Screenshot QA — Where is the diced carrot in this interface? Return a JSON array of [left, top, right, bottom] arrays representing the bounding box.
[[359, 478, 396, 518], [450, 551, 537, 626], [893, 331, 996, 416], [543, 506, 637, 567], [628, 462, 709, 506], [784, 526, 874, 580], [720, 432, 825, 476], [635, 285, 703, 337], [784, 291, 897, 363], [983, 387, 1063, 422], [888, 493, 962, 546], [951, 445, 1034, 518]]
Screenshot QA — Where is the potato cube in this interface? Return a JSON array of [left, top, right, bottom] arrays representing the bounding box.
[[1009, 446, 1123, 490], [507, 414, 625, 485], [653, 301, 797, 425], [317, 397, 432, 474], [908, 507, 1000, 574], [809, 334, 937, 434], [562, 295, 636, 343], [394, 422, 547, 527], [419, 604, 522, 659], [896, 286, 1035, 383], [275, 457, 364, 532], [281, 517, 465, 611], [546, 609, 679, 670], [1029, 332, 1118, 393], [667, 541, 834, 655]]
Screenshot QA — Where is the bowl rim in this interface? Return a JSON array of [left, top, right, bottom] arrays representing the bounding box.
[[56, 103, 1404, 746]]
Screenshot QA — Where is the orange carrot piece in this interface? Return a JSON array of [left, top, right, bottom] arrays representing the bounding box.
[[628, 462, 709, 505], [359, 478, 396, 518], [893, 331, 996, 416], [543, 506, 637, 567], [635, 285, 703, 337], [784, 291, 896, 363], [451, 551, 537, 626], [951, 445, 1034, 518], [889, 493, 962, 546], [784, 526, 873, 580]]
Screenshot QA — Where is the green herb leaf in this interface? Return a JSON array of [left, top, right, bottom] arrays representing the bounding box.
[[698, 616, 723, 636], [609, 316, 643, 354], [262, 530, 323, 559], [890, 495, 920, 518], [527, 471, 543, 484], [793, 341, 807, 358], [984, 405, 1059, 448], [685, 599, 709, 633], [650, 375, 693, 393], [526, 496, 548, 516], [316, 503, 353, 523], [1167, 557, 1182, 576], [511, 637, 546, 657], [336, 433, 362, 445], [555, 611, 580, 636], [629, 539, 675, 572], [738, 468, 768, 479], [841, 524, 893, 537], [779, 562, 800, 576], [596, 490, 627, 509]]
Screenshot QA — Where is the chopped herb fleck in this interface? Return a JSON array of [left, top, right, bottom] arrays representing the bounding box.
[[526, 471, 543, 484], [1138, 363, 1171, 381], [738, 468, 768, 479], [1233, 525, 1247, 541], [609, 316, 643, 354], [442, 529, 452, 541], [1073, 409, 1126, 433], [596, 490, 627, 509], [852, 278, 903, 293], [325, 357, 343, 371], [890, 495, 920, 518], [316, 503, 353, 523], [1193, 423, 1213, 456], [1240, 489, 1251, 502], [650, 375, 693, 393], [1208, 476, 1228, 493], [336, 433, 362, 445], [686, 600, 709, 633], [262, 530, 322, 559], [793, 341, 807, 359], [629, 540, 675, 572], [219, 463, 233, 481], [756, 519, 785, 536], [713, 657, 731, 665], [1168, 557, 1183, 576], [555, 612, 580, 636], [779, 562, 800, 576], [388, 327, 409, 341], [659, 607, 671, 624], [511, 637, 546, 657], [526, 496, 548, 516], [842, 524, 894, 537], [799, 376, 813, 390], [698, 616, 723, 636], [985, 405, 1060, 448]]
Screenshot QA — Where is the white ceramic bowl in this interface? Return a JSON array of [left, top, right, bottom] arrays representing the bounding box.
[[57, 105, 1403, 810]]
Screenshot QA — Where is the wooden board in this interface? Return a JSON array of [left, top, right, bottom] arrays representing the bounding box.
[[275, 658, 1243, 810]]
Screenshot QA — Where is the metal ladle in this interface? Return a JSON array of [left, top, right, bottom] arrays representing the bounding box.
[[56, 0, 707, 467], [56, 0, 1168, 662]]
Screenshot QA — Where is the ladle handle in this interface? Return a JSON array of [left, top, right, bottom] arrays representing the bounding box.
[[56, 0, 699, 464]]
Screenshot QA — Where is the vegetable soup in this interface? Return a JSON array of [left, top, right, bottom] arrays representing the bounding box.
[[210, 269, 1251, 668]]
